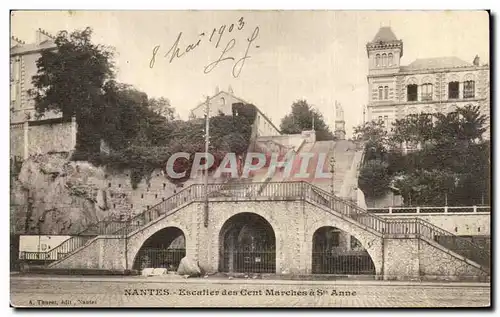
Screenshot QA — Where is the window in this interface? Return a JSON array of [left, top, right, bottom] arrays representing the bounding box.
[[421, 83, 433, 101], [448, 81, 459, 99], [407, 84, 418, 101], [382, 53, 387, 66], [221, 97, 226, 106], [375, 54, 380, 66], [378, 116, 383, 123], [388, 53, 393, 66], [384, 86, 389, 100], [13, 58, 20, 82], [378, 86, 383, 100], [463, 80, 475, 99], [10, 84, 16, 102], [384, 115, 389, 129]]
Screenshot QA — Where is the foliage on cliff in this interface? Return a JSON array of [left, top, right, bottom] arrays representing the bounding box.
[[29, 27, 256, 188]]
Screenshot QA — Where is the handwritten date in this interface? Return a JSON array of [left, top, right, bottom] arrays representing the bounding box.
[[149, 17, 259, 78]]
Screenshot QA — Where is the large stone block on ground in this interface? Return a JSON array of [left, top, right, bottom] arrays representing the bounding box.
[[177, 257, 201, 277]]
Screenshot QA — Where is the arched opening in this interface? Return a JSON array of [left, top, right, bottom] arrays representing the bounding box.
[[133, 226, 186, 271], [219, 213, 276, 273], [312, 226, 375, 275]]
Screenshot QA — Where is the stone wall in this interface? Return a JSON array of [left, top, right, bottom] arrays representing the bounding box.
[[10, 119, 76, 160], [51, 198, 488, 280], [10, 123, 24, 159], [50, 236, 126, 270], [27, 121, 75, 156]]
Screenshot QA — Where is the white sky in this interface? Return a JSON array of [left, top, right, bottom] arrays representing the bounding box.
[[11, 10, 489, 137]]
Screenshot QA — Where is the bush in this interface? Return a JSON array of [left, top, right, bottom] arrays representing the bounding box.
[[358, 159, 391, 199]]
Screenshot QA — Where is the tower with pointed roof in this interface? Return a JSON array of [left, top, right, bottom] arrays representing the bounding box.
[[365, 26, 489, 141], [366, 26, 403, 76]]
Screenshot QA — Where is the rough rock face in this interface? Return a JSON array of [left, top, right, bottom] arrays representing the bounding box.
[[10, 153, 114, 235]]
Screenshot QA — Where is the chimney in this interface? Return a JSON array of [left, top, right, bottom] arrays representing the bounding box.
[[36, 28, 54, 45], [473, 55, 480, 66]]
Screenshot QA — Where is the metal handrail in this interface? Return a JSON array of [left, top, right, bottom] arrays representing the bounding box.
[[28, 181, 490, 270]]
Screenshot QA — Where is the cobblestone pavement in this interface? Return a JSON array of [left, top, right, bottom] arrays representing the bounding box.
[[10, 276, 490, 308]]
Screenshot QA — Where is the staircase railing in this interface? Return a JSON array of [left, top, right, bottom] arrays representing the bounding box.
[[29, 181, 490, 271], [19, 235, 93, 262]]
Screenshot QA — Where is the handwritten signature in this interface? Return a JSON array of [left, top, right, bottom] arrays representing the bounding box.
[[149, 17, 260, 78]]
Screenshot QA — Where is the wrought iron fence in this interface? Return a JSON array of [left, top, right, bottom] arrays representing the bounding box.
[[312, 252, 376, 275], [133, 248, 186, 271], [367, 206, 491, 214], [18, 236, 93, 264], [221, 250, 276, 273]]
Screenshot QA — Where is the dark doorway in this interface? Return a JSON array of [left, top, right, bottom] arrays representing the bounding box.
[[312, 226, 375, 275], [219, 213, 276, 273], [133, 227, 186, 271]]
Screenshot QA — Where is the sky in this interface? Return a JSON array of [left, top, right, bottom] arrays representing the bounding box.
[[11, 10, 489, 137]]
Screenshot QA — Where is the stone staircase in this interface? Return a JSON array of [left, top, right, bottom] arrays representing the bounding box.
[[35, 181, 490, 275]]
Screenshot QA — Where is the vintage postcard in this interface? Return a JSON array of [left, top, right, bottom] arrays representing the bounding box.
[[9, 10, 490, 308]]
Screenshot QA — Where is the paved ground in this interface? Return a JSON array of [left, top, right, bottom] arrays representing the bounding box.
[[10, 275, 491, 308]]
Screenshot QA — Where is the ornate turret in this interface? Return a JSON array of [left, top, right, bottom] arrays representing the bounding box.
[[366, 26, 403, 72]]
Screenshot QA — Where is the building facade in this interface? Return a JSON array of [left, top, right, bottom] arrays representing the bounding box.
[[10, 29, 77, 160], [190, 87, 281, 137], [366, 27, 490, 133]]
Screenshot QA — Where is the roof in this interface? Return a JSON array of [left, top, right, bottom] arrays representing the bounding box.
[[10, 41, 56, 56], [371, 27, 399, 43], [401, 57, 472, 71]]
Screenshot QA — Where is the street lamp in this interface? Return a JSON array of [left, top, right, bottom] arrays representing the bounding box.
[[329, 155, 335, 195]]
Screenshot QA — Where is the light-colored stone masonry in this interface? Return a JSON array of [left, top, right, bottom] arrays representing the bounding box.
[[51, 198, 487, 279]]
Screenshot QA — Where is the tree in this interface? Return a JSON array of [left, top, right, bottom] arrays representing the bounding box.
[[353, 120, 388, 161], [358, 159, 391, 198], [357, 106, 490, 206], [148, 97, 176, 121], [29, 27, 115, 155], [390, 113, 434, 147], [280, 100, 335, 141]]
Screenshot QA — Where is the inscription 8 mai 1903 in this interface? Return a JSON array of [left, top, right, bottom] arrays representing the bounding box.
[[9, 10, 491, 308]]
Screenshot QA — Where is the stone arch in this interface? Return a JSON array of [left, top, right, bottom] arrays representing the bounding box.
[[210, 204, 284, 274], [311, 226, 376, 275], [463, 73, 475, 82], [406, 77, 418, 85], [421, 76, 433, 85], [130, 226, 186, 271], [448, 73, 460, 83], [218, 212, 276, 273], [127, 219, 191, 270], [305, 212, 383, 276]]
